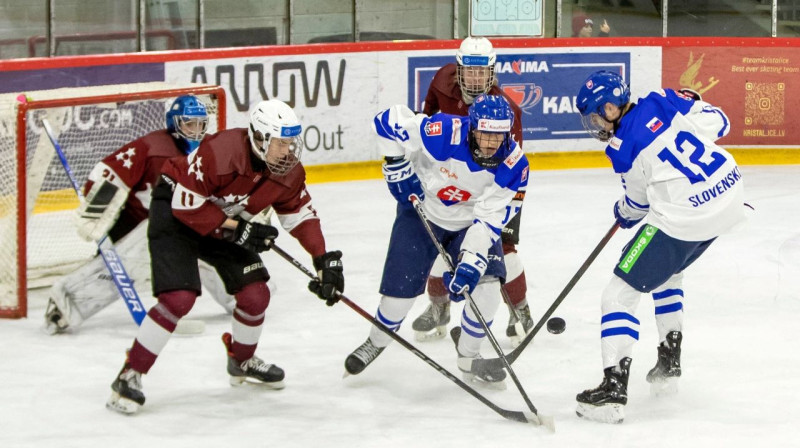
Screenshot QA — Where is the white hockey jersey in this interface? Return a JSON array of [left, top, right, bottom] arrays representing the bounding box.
[[609, 89, 746, 242], [373, 105, 529, 258]]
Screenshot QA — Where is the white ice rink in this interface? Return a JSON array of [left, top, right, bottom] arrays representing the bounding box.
[[2, 165, 799, 447]]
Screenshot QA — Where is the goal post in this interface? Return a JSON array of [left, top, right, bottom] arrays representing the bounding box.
[[0, 82, 227, 319]]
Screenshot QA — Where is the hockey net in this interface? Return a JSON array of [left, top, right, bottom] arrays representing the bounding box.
[[0, 82, 227, 318]]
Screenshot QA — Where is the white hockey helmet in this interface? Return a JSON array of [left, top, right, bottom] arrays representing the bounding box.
[[248, 99, 304, 175], [456, 36, 497, 99]]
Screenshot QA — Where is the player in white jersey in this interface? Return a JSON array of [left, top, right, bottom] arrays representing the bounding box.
[[573, 71, 747, 423], [344, 94, 529, 387]]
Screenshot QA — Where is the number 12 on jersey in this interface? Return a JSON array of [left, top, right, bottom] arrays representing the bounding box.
[[657, 131, 727, 184]]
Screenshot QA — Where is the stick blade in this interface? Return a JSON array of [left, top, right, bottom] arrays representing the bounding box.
[[174, 319, 205, 335], [524, 411, 556, 432]]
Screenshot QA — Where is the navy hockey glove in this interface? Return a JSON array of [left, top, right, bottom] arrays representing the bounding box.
[[442, 251, 488, 302], [308, 250, 344, 306], [614, 201, 644, 229], [231, 220, 279, 252], [382, 158, 424, 205]]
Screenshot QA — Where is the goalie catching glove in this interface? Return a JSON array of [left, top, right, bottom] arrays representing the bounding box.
[[74, 180, 129, 242], [442, 250, 487, 302], [308, 250, 344, 306], [230, 219, 278, 252]]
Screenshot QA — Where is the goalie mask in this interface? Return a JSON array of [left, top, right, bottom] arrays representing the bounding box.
[[166, 95, 209, 154], [248, 99, 304, 176], [456, 36, 496, 102], [576, 71, 631, 142], [467, 94, 514, 169]]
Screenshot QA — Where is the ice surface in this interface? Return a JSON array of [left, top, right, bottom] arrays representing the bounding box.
[[2, 165, 798, 447]]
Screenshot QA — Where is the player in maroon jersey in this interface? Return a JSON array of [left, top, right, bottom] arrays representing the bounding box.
[[412, 36, 533, 346], [107, 99, 344, 415], [44, 95, 235, 334]]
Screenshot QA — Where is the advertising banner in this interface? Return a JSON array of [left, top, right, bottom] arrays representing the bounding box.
[[166, 52, 400, 166], [663, 47, 800, 146], [408, 50, 633, 146]]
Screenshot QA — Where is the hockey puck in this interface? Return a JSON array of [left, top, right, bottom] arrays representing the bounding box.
[[546, 317, 566, 334]]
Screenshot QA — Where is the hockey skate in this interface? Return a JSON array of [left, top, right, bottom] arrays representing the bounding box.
[[646, 331, 682, 397], [411, 300, 450, 342], [505, 302, 533, 348], [344, 338, 385, 376], [222, 333, 285, 389], [106, 362, 145, 415], [450, 327, 507, 389], [576, 357, 631, 424], [44, 298, 69, 335]]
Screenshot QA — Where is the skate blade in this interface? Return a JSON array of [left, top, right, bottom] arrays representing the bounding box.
[[414, 326, 447, 342], [575, 402, 624, 424], [106, 392, 140, 415], [462, 373, 507, 391], [649, 377, 679, 397], [229, 376, 286, 390]]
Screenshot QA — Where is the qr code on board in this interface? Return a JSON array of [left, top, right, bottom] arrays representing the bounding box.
[[744, 82, 784, 126]]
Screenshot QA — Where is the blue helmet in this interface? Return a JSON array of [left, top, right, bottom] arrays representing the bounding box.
[[467, 94, 514, 168], [576, 71, 630, 141], [166, 95, 209, 154]]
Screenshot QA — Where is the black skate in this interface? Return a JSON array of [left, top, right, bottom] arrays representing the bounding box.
[[576, 357, 631, 424], [412, 300, 450, 342], [450, 327, 507, 389], [222, 332, 285, 389], [106, 361, 145, 415], [344, 338, 385, 376], [505, 302, 533, 347], [646, 331, 682, 396]]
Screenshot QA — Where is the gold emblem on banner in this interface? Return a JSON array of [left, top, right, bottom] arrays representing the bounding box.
[[745, 82, 784, 126], [679, 52, 719, 96]]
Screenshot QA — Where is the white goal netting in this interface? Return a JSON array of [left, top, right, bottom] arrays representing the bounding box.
[[0, 82, 226, 318]]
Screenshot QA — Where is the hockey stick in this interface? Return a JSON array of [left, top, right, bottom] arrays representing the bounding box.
[[409, 195, 547, 424], [268, 242, 553, 430], [475, 222, 622, 371], [501, 287, 526, 343], [41, 119, 204, 334]]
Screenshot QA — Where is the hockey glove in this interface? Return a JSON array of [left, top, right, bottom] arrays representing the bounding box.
[[231, 220, 279, 252], [614, 201, 644, 229], [75, 180, 128, 242], [308, 251, 344, 306], [382, 158, 424, 205], [442, 250, 488, 302]]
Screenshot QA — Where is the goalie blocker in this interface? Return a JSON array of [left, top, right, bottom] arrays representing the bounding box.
[[75, 180, 129, 242]]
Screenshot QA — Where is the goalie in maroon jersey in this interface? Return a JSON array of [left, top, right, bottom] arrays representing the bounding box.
[[412, 36, 533, 346], [44, 95, 235, 334], [107, 99, 344, 415]]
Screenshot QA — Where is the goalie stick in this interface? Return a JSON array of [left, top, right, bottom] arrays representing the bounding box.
[[267, 241, 553, 430], [41, 118, 204, 334], [409, 195, 547, 424]]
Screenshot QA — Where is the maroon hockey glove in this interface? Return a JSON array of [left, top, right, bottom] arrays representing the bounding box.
[[231, 220, 278, 252], [308, 250, 344, 306]]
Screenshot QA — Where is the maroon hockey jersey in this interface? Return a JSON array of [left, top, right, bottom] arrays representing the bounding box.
[[85, 130, 183, 228], [422, 63, 523, 147], [161, 128, 326, 257]]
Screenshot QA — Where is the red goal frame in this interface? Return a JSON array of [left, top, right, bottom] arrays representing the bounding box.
[[1, 84, 226, 318]]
